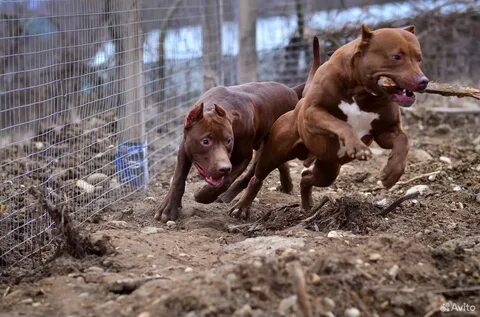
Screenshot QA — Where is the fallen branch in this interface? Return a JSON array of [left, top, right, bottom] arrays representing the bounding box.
[[300, 197, 329, 225], [379, 192, 420, 217], [391, 170, 441, 188], [423, 82, 480, 100], [29, 187, 86, 258]]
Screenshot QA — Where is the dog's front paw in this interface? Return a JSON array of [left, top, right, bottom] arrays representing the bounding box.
[[154, 197, 181, 222], [229, 202, 252, 220], [277, 182, 293, 194], [345, 139, 372, 161], [381, 163, 405, 189]]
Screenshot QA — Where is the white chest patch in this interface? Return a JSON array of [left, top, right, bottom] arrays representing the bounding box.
[[337, 102, 379, 157]]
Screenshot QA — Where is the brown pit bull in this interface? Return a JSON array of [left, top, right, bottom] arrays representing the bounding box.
[[154, 38, 321, 222], [230, 25, 429, 218]]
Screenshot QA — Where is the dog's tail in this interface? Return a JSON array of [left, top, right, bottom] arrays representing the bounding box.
[[292, 36, 321, 99]]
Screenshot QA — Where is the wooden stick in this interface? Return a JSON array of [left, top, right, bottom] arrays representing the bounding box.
[[423, 82, 480, 100], [391, 170, 441, 188], [289, 261, 311, 317]]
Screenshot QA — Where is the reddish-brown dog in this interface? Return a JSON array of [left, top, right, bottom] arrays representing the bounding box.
[[155, 38, 321, 222], [230, 25, 429, 218]]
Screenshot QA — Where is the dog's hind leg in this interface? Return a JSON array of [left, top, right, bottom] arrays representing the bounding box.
[[300, 160, 340, 211], [277, 162, 293, 194]]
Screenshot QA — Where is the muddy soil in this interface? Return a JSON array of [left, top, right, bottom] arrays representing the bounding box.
[[1, 108, 479, 317]]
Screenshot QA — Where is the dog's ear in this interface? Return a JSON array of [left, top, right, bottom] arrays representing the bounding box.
[[360, 24, 373, 47], [403, 25, 416, 34], [213, 103, 227, 117], [227, 110, 240, 123], [184, 102, 204, 129]]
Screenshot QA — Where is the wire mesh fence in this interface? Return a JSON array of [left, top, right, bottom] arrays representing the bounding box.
[[1, 0, 478, 270]]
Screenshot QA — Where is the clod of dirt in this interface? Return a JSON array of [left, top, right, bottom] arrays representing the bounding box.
[[433, 123, 452, 135], [437, 235, 480, 254], [141, 226, 164, 235], [409, 148, 433, 162], [107, 220, 129, 229], [277, 295, 297, 315], [227, 236, 305, 257]]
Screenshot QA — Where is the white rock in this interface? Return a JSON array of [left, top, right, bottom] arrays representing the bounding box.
[[405, 185, 430, 196], [323, 297, 335, 310], [278, 295, 297, 315], [33, 142, 44, 150], [110, 179, 121, 189], [428, 174, 437, 182], [439, 156, 452, 165], [142, 226, 163, 235], [452, 185, 461, 192], [345, 307, 361, 317], [85, 266, 104, 273], [86, 173, 109, 185], [107, 220, 128, 229], [76, 179, 95, 194], [267, 186, 277, 191], [166, 220, 176, 229], [409, 149, 432, 162], [374, 198, 389, 208], [371, 148, 384, 156], [327, 230, 356, 238], [184, 267, 193, 273], [137, 312, 151, 317], [143, 197, 157, 203], [369, 253, 382, 261], [388, 264, 400, 279]]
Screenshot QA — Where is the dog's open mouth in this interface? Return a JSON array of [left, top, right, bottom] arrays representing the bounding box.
[[193, 162, 224, 187], [377, 76, 416, 107]]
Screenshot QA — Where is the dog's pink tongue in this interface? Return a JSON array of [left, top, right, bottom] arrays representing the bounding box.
[[206, 176, 224, 187], [393, 93, 415, 107]]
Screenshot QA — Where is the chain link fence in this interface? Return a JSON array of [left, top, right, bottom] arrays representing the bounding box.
[[1, 0, 478, 270]]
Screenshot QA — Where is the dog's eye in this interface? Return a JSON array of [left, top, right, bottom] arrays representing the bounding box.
[[226, 138, 232, 145], [201, 138, 210, 146], [391, 54, 402, 61]]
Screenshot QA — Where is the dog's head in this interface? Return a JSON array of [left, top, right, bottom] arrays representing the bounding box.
[[183, 102, 236, 187], [353, 25, 429, 107]]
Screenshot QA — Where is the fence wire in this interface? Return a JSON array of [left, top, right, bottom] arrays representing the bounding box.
[[1, 0, 478, 270]]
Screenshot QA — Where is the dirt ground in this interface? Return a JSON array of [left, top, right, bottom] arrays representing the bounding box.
[[1, 107, 479, 317]]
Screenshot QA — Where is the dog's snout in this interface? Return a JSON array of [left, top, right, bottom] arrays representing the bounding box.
[[218, 164, 232, 174], [417, 76, 429, 91]]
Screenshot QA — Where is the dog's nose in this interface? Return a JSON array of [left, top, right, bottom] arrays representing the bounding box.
[[218, 164, 232, 174], [417, 76, 429, 91]]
